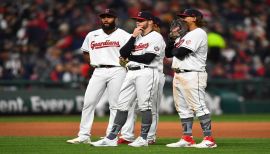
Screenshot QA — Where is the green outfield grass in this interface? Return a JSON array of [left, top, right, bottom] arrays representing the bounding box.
[[0, 137, 270, 154], [1, 115, 270, 154], [1, 114, 270, 122]]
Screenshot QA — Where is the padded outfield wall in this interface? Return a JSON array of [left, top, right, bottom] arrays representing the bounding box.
[[0, 79, 270, 114]]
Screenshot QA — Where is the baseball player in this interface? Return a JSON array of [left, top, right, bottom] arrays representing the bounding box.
[[66, 9, 130, 144], [117, 16, 166, 145], [91, 11, 164, 147], [165, 9, 217, 148]]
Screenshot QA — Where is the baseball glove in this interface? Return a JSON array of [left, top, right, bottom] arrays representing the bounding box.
[[169, 19, 188, 40], [119, 56, 129, 67]]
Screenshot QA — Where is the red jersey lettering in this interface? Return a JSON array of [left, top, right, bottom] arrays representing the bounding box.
[[134, 43, 149, 51], [175, 39, 184, 48], [91, 40, 120, 50]]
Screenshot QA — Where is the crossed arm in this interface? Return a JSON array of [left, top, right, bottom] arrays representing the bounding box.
[[165, 39, 192, 60], [120, 37, 156, 65]]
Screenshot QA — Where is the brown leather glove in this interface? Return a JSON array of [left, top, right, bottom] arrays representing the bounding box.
[[169, 19, 188, 40], [119, 56, 129, 67]]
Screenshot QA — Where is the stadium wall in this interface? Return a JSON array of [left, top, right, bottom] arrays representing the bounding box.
[[0, 79, 270, 114]]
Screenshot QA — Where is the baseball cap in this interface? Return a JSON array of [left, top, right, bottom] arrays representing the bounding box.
[[99, 9, 117, 18], [131, 11, 154, 21], [177, 9, 203, 19], [153, 16, 162, 27]]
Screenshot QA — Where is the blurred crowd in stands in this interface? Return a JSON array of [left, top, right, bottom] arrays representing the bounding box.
[[1, 0, 270, 82]]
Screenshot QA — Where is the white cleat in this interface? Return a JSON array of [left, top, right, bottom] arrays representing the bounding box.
[[66, 137, 91, 144], [128, 136, 148, 147], [166, 135, 196, 147], [91, 137, 118, 147], [193, 136, 217, 148]]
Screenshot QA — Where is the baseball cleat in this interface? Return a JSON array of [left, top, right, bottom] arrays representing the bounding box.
[[128, 136, 148, 147], [147, 139, 156, 145], [66, 137, 91, 144], [193, 136, 217, 148], [117, 138, 132, 144], [166, 135, 196, 147], [90, 137, 118, 147]]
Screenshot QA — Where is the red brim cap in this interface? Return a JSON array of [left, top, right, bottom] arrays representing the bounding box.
[[131, 17, 147, 20]]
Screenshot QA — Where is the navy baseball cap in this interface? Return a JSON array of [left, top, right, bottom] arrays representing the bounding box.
[[153, 16, 162, 27], [177, 9, 203, 19], [99, 9, 117, 18], [131, 11, 154, 21]]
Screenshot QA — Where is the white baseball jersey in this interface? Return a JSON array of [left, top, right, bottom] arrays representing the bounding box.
[[172, 28, 207, 71], [172, 27, 210, 119], [157, 38, 166, 73], [119, 34, 166, 141], [81, 28, 131, 66], [127, 31, 164, 68], [117, 31, 165, 112], [76, 28, 130, 140]]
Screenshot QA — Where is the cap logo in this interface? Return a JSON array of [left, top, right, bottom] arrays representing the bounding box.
[[105, 9, 110, 13], [138, 12, 142, 17]]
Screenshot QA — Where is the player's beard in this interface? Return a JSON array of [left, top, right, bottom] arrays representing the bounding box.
[[101, 22, 116, 32], [141, 24, 147, 30]]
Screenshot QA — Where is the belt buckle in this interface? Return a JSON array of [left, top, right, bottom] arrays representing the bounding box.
[[174, 68, 186, 73], [179, 69, 185, 73]]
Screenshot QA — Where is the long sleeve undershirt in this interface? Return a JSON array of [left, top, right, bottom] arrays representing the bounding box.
[[128, 53, 156, 64], [120, 36, 156, 64], [120, 36, 136, 58], [165, 38, 192, 60]]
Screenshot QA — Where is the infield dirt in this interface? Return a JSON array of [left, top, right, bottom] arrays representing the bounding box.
[[1, 122, 270, 138]]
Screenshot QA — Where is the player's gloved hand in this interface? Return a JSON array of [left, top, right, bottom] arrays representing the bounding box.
[[169, 27, 181, 40], [169, 19, 188, 40], [119, 56, 129, 67]]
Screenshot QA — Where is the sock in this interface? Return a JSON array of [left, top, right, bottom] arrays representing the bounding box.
[[140, 110, 152, 140], [198, 114, 212, 136], [180, 117, 194, 136], [107, 110, 128, 140]]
